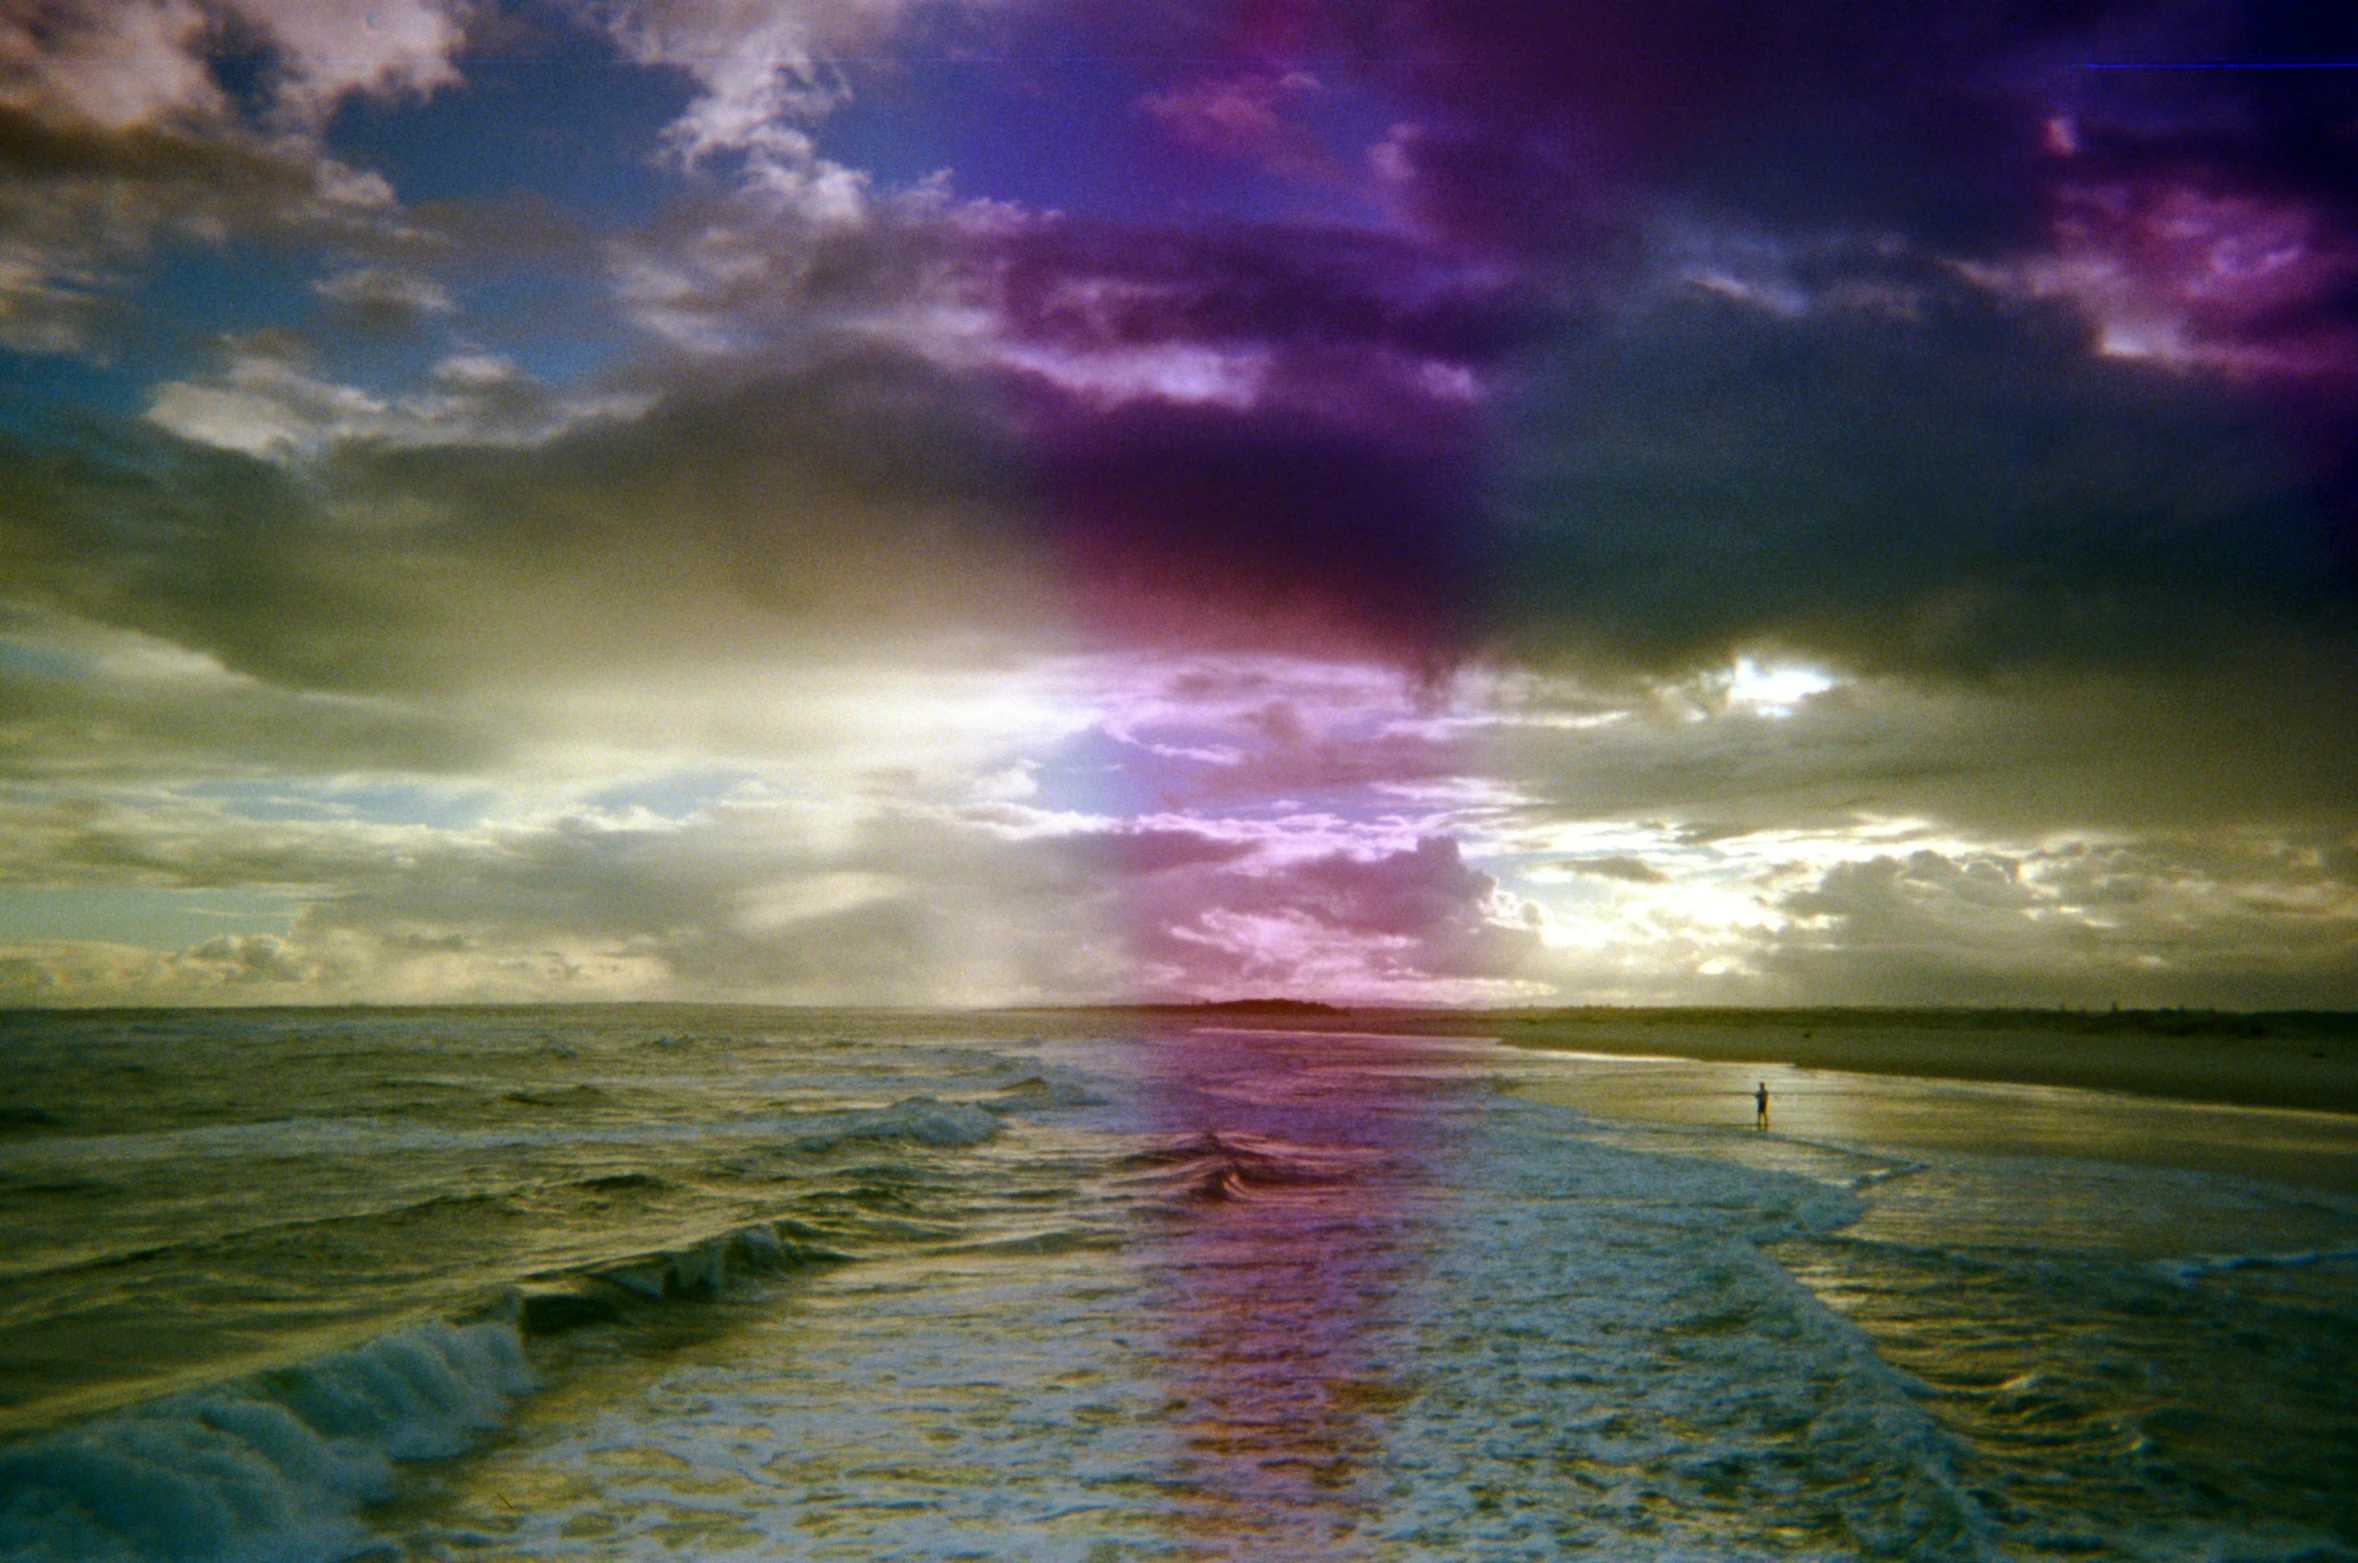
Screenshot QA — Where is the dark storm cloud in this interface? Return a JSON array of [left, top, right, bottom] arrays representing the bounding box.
[[0, 105, 307, 198], [990, 219, 1547, 366], [1337, 0, 2090, 251], [0, 649, 501, 783], [0, 430, 451, 695], [1184, 0, 2358, 688], [950, 2, 2356, 684], [973, 216, 1545, 659], [1342, 1, 2358, 254], [1039, 395, 1489, 659], [2063, 6, 2358, 214], [8, 201, 1516, 699], [1491, 655, 2358, 838], [364, 351, 1037, 630], [16, 280, 2340, 788], [0, 349, 1049, 701], [1485, 281, 2355, 679]]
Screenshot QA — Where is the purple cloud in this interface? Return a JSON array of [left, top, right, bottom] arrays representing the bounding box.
[[1124, 835, 1539, 999]]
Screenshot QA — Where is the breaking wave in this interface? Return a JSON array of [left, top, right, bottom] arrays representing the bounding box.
[[0, 1319, 531, 1563], [791, 1096, 1004, 1154], [1116, 1129, 1387, 1205]]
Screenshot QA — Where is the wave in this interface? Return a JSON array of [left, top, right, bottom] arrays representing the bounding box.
[[0, 1174, 112, 1197], [0, 1318, 531, 1563], [0, 1190, 523, 1289], [499, 1084, 610, 1109], [9, 1098, 993, 1291], [1115, 1130, 1384, 1205], [570, 1171, 666, 1194], [534, 1220, 854, 1325], [2153, 1244, 2358, 1284], [0, 1205, 867, 1562], [983, 1075, 1102, 1112], [791, 1096, 1002, 1154], [929, 1227, 1123, 1259]]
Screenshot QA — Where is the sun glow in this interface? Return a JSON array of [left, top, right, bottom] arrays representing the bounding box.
[[1725, 656, 1836, 716]]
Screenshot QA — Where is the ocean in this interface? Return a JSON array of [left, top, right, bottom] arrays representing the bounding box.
[[1, 1006, 2353, 1562]]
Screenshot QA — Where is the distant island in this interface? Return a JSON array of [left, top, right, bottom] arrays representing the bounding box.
[[1025, 997, 1351, 1019]]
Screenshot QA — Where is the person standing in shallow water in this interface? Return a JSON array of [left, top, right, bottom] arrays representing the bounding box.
[[1755, 1081, 1770, 1130]]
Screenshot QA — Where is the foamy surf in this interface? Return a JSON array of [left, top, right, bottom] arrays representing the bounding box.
[[0, 1009, 2351, 1562], [0, 1319, 531, 1563]]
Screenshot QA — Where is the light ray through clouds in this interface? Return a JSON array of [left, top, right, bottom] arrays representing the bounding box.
[[1, 0, 2355, 1008]]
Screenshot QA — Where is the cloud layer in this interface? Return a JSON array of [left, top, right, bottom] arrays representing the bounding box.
[[2, 0, 2354, 1006]]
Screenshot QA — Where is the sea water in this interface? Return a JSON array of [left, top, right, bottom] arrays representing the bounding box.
[[0, 1008, 2352, 1562]]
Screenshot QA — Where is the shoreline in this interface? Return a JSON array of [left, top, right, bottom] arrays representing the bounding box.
[[1009, 1004, 2358, 1119], [1482, 1012, 2358, 1119], [9, 1000, 2353, 1119]]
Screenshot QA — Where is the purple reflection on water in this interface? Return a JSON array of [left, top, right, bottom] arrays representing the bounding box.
[[1128, 1026, 1469, 1553]]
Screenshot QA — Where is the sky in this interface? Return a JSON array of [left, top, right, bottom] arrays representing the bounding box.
[[1, 0, 2354, 1009]]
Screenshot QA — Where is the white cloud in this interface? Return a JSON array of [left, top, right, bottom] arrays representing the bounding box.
[[0, 0, 225, 131], [1967, 179, 2358, 381], [145, 343, 643, 456], [1, 0, 470, 133], [147, 351, 391, 456], [237, 0, 468, 127], [563, 0, 953, 219], [0, 240, 108, 355], [5, 635, 2357, 1007], [312, 265, 457, 320]]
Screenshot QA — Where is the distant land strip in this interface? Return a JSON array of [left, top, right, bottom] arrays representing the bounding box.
[[1008, 1002, 2358, 1116]]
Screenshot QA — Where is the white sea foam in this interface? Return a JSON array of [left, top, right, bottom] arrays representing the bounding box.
[[0, 1319, 532, 1563], [4, 1012, 2353, 1563], [1358, 1099, 1987, 1560], [372, 1091, 2006, 1561]]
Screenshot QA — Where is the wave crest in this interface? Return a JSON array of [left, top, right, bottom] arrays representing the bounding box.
[[0, 1319, 531, 1563]]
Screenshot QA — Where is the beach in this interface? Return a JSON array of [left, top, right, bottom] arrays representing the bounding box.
[[1053, 1004, 2358, 1190], [1031, 1004, 2358, 1185], [2, 1005, 2354, 1561], [1166, 1005, 2358, 1114], [1486, 1008, 2358, 1191], [1493, 1006, 2358, 1109]]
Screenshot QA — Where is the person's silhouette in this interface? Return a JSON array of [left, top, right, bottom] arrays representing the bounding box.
[[1754, 1080, 1770, 1130]]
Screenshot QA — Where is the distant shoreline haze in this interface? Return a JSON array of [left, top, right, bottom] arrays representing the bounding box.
[[1066, 1002, 2358, 1117], [5, 1001, 2352, 1116]]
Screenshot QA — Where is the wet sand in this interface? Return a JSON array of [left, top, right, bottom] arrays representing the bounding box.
[[1101, 1005, 2358, 1117], [1474, 1008, 2358, 1116], [1424, 1009, 2358, 1190], [1513, 1052, 2358, 1194]]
